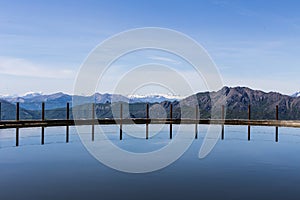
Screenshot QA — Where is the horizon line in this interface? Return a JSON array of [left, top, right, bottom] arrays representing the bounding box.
[[0, 85, 296, 99]]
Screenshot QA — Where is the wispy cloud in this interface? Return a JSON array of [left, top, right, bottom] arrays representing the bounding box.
[[149, 56, 181, 65], [0, 57, 75, 79], [209, 39, 289, 63]]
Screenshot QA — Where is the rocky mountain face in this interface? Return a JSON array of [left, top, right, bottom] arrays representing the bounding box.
[[221, 86, 300, 120], [0, 99, 37, 120], [180, 86, 300, 120], [1, 86, 300, 120]]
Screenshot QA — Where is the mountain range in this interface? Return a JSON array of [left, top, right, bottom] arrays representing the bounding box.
[[1, 86, 300, 120], [0, 92, 180, 109]]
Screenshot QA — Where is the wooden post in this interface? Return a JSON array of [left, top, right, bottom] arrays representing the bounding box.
[[221, 105, 225, 140], [276, 105, 279, 121], [146, 103, 149, 140], [16, 102, 20, 147], [275, 126, 279, 142], [120, 103, 123, 140], [42, 102, 45, 121], [16, 128, 19, 147], [41, 127, 45, 145], [41, 102, 45, 145], [66, 102, 70, 143], [195, 105, 199, 139], [275, 105, 279, 142], [16, 102, 20, 121], [248, 105, 251, 141], [92, 103, 95, 141], [170, 104, 173, 139], [248, 105, 251, 121]]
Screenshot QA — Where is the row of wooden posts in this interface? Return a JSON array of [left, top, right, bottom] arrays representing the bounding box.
[[220, 105, 279, 142], [0, 102, 280, 147]]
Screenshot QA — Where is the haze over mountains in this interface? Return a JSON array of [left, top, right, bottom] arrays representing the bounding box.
[[1, 86, 300, 120], [0, 92, 180, 110]]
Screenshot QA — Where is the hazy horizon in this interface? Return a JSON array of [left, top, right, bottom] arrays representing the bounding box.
[[0, 85, 297, 98]]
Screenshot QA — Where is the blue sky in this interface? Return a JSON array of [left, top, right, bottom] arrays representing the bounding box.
[[1, 0, 300, 96]]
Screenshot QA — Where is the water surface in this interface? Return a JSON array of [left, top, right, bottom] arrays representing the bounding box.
[[0, 125, 300, 200]]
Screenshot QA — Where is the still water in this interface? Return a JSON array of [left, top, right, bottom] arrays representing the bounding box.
[[0, 125, 300, 200]]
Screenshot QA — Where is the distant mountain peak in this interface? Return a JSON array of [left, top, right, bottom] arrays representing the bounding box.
[[291, 91, 300, 98], [127, 93, 182, 103], [128, 93, 182, 99], [22, 91, 43, 99]]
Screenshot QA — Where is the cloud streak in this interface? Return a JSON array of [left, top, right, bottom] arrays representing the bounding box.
[[0, 56, 75, 79], [149, 56, 181, 65]]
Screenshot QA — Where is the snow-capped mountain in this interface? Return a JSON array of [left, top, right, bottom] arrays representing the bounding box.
[[291, 92, 300, 97], [3, 87, 300, 120], [128, 94, 181, 103], [0, 94, 18, 98], [22, 92, 43, 99], [94, 93, 129, 103], [0, 92, 181, 110]]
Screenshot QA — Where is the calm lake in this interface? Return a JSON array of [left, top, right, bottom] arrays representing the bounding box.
[[0, 125, 300, 200]]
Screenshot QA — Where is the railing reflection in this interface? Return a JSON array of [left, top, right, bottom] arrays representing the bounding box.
[[0, 102, 298, 147]]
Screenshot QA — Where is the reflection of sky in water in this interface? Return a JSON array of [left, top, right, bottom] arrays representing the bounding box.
[[0, 125, 300, 200]]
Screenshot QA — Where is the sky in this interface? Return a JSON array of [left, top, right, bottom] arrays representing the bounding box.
[[1, 0, 300, 96]]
